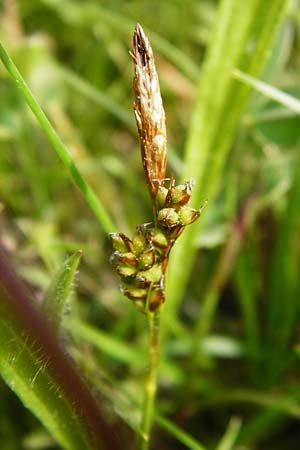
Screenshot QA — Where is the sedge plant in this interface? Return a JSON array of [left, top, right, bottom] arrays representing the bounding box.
[[0, 2, 295, 449], [0, 22, 206, 450], [109, 24, 206, 450]]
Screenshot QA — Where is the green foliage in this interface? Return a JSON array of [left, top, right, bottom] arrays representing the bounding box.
[[0, 315, 91, 450], [0, 42, 115, 233], [165, 0, 289, 320], [0, 253, 113, 450]]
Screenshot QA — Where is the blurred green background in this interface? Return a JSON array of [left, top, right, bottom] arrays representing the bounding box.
[[1, 0, 300, 449]]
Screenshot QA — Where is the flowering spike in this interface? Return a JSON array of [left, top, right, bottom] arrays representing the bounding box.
[[110, 25, 206, 315], [132, 23, 167, 199]]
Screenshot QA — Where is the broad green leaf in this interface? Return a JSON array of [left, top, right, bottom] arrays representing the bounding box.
[[42, 250, 82, 336]]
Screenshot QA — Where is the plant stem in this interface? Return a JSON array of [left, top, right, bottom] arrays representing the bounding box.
[[0, 42, 115, 233], [140, 310, 160, 450]]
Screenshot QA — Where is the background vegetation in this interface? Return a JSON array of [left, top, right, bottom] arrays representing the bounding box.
[[1, 0, 300, 449]]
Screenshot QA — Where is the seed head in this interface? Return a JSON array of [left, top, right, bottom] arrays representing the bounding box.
[[109, 25, 206, 314]]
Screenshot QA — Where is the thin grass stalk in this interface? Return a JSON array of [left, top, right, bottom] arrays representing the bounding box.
[[140, 311, 160, 450]]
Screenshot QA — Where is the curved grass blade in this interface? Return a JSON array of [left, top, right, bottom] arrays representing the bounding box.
[[0, 43, 115, 234], [155, 413, 207, 450]]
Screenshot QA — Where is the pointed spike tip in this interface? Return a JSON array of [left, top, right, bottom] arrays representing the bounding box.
[[132, 22, 167, 199]]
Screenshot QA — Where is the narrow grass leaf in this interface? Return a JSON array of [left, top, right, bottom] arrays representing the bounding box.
[[58, 67, 135, 131], [67, 317, 145, 367], [233, 69, 300, 114], [215, 417, 242, 450], [234, 252, 260, 351], [155, 413, 207, 450], [266, 160, 300, 377], [0, 43, 115, 233], [205, 388, 300, 419], [67, 318, 184, 384]]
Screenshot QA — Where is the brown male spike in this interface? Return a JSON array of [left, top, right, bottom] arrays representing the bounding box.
[[132, 23, 167, 199]]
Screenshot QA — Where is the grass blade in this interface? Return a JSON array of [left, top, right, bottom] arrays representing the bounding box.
[[66, 318, 184, 384], [165, 0, 289, 321], [266, 160, 300, 379], [0, 43, 115, 233], [58, 67, 135, 131], [233, 69, 300, 114], [215, 417, 242, 450], [155, 413, 207, 450], [67, 317, 145, 367], [0, 246, 121, 450]]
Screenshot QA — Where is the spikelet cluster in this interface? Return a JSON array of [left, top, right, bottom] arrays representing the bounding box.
[[110, 177, 205, 313]]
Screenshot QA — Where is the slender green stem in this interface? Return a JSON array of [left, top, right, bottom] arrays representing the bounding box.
[[0, 42, 115, 233], [140, 310, 160, 450]]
